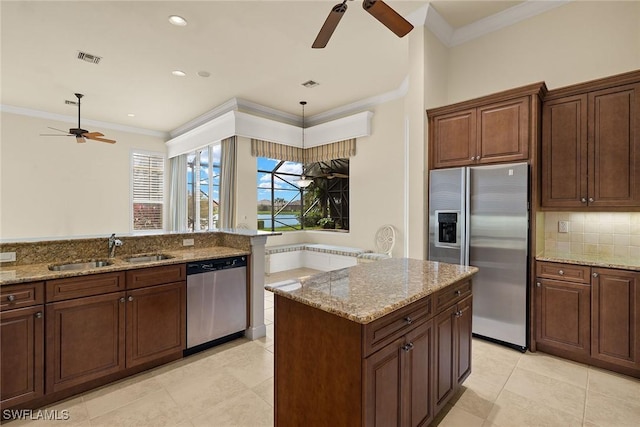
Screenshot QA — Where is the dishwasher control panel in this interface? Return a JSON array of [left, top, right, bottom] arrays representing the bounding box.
[[187, 256, 247, 275]]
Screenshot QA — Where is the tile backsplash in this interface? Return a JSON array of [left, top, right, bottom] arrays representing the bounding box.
[[544, 212, 640, 258]]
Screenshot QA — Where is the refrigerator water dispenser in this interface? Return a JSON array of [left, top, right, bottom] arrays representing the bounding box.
[[435, 210, 460, 248]]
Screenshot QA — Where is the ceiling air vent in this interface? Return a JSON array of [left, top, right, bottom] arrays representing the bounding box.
[[64, 100, 78, 105], [77, 51, 102, 64], [301, 80, 319, 88]]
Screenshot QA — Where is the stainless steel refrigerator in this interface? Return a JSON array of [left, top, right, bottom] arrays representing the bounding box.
[[428, 162, 529, 350]]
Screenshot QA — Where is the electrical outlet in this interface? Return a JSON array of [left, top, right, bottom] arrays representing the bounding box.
[[558, 221, 570, 233], [183, 238, 194, 246]]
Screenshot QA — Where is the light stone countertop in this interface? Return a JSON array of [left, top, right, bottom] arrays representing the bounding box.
[[536, 252, 640, 272], [265, 258, 478, 324], [0, 246, 250, 286]]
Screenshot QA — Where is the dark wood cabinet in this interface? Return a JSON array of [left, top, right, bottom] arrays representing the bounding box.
[[1, 305, 44, 407], [428, 84, 544, 169], [591, 268, 640, 371], [541, 71, 640, 209], [535, 261, 640, 378], [46, 291, 126, 393], [126, 281, 185, 368], [434, 295, 472, 413]]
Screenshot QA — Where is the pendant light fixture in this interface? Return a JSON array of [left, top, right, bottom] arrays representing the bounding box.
[[297, 101, 313, 188]]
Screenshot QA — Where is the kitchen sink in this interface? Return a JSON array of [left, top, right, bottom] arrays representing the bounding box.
[[124, 254, 173, 263], [48, 260, 112, 271]]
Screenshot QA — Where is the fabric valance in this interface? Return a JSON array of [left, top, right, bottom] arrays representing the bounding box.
[[250, 138, 356, 163]]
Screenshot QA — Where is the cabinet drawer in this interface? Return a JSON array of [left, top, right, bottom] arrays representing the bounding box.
[[435, 281, 472, 313], [46, 272, 125, 302], [1, 282, 44, 311], [363, 296, 432, 357], [536, 262, 590, 283], [126, 264, 186, 290]]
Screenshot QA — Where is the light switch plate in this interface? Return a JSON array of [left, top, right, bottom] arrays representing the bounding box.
[[558, 221, 569, 233], [0, 252, 17, 262], [183, 238, 194, 246]]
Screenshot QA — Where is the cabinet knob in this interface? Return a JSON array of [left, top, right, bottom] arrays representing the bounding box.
[[589, 197, 594, 203], [592, 272, 599, 278], [7, 294, 15, 302], [454, 290, 462, 296], [470, 156, 476, 161], [558, 270, 564, 276], [404, 316, 413, 325], [35, 312, 42, 319], [128, 296, 134, 302], [476, 156, 481, 160], [120, 297, 125, 303], [402, 343, 414, 352], [581, 198, 587, 203], [536, 282, 541, 288]]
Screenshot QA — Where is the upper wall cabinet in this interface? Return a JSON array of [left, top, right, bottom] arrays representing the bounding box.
[[427, 83, 546, 169], [541, 70, 640, 209]]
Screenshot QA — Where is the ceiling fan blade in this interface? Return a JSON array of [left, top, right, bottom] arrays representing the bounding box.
[[40, 133, 72, 136], [47, 126, 71, 134], [362, 0, 414, 38], [312, 1, 348, 49], [86, 135, 117, 144], [83, 132, 105, 138]]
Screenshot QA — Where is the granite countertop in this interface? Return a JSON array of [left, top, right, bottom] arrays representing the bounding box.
[[0, 246, 250, 286], [265, 258, 478, 324], [536, 252, 640, 272]]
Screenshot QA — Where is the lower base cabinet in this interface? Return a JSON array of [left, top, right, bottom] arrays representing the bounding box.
[[274, 280, 473, 427], [536, 262, 640, 378]]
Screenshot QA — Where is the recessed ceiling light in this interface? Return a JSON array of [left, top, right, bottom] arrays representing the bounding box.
[[172, 70, 186, 77], [127, 113, 135, 117], [168, 15, 187, 26], [197, 71, 211, 78]]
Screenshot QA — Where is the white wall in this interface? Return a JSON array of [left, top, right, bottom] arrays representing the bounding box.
[[1, 112, 166, 240], [446, 1, 640, 104]]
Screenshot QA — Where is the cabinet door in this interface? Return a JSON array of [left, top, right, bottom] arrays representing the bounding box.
[[455, 296, 473, 385], [541, 95, 588, 208], [1, 306, 44, 407], [535, 278, 591, 357], [477, 97, 530, 164], [46, 292, 125, 393], [588, 83, 640, 207], [126, 282, 185, 368], [433, 305, 456, 413], [431, 109, 477, 169], [364, 337, 404, 427], [591, 269, 640, 370], [404, 320, 434, 427]]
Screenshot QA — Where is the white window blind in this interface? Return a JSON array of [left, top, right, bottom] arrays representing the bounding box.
[[132, 151, 164, 231]]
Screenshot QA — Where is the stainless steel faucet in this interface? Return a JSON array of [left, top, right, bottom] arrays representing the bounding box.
[[108, 233, 123, 258]]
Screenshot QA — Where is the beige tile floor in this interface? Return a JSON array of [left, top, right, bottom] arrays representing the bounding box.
[[7, 267, 640, 426]]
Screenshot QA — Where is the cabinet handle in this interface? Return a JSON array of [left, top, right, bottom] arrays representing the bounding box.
[[536, 282, 541, 288], [128, 296, 134, 302], [7, 294, 15, 302], [581, 198, 587, 203], [558, 270, 564, 276], [35, 312, 42, 319], [589, 197, 594, 203], [404, 316, 413, 325], [454, 290, 462, 296], [120, 297, 125, 303], [592, 272, 598, 278]]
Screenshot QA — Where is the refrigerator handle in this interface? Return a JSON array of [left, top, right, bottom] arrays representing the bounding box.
[[463, 167, 471, 266]]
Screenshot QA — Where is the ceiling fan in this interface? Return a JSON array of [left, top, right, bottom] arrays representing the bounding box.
[[41, 93, 116, 144], [312, 0, 414, 49]]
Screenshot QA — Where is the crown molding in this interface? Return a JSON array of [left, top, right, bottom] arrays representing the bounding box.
[[0, 104, 168, 138], [424, 4, 455, 47]]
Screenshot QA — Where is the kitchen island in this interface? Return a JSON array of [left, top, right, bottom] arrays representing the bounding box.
[[265, 258, 478, 427]]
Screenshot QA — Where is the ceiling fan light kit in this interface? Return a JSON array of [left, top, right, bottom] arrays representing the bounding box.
[[313, 0, 413, 48], [41, 93, 116, 144]]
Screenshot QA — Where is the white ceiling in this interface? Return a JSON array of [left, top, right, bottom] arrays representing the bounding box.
[[0, 1, 539, 135]]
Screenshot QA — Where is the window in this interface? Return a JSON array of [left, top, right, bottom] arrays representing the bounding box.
[[132, 151, 165, 231], [257, 158, 349, 232], [187, 144, 221, 231]]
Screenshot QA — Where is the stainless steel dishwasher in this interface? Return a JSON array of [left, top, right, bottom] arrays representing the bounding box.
[[185, 256, 247, 355]]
